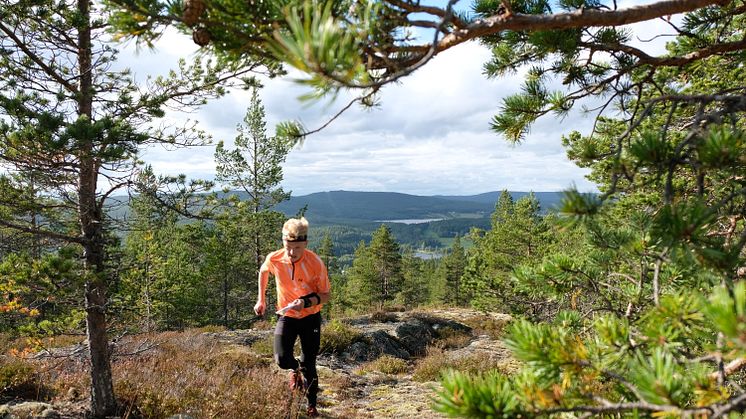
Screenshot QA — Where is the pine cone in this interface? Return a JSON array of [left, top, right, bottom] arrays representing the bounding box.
[[182, 0, 206, 27], [192, 28, 211, 46]]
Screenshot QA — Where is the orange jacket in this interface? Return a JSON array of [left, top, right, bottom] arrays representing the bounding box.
[[261, 248, 330, 319]]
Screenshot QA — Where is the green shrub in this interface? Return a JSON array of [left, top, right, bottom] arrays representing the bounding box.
[[196, 324, 227, 333], [0, 359, 41, 399], [364, 355, 409, 375], [320, 320, 362, 354], [249, 335, 275, 357]]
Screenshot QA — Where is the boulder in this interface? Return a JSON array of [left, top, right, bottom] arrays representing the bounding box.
[[394, 319, 434, 356], [346, 330, 411, 362], [0, 401, 59, 418]]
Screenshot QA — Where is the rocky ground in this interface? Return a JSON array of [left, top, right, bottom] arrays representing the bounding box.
[[305, 308, 513, 418], [1, 308, 513, 419]]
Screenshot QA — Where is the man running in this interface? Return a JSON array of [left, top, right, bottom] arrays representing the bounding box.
[[254, 217, 331, 418]]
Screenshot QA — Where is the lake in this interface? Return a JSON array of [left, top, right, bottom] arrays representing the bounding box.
[[377, 218, 444, 224]]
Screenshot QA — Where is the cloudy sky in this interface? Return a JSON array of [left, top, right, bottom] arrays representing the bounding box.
[[120, 8, 675, 197]]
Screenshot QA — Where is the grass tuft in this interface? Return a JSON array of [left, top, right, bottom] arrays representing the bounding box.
[[432, 326, 472, 350]]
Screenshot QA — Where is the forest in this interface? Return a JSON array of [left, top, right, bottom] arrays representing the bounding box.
[[3, 0, 746, 417]]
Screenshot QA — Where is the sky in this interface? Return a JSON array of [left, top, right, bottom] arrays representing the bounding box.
[[119, 7, 676, 197]]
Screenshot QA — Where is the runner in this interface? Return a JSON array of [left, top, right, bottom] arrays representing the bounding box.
[[254, 216, 331, 418]]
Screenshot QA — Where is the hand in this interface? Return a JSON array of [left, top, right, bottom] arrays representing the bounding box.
[[289, 299, 304, 312], [254, 301, 265, 316]]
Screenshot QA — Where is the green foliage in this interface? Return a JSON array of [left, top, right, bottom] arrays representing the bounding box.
[[442, 236, 468, 306], [214, 87, 295, 210], [0, 250, 84, 335], [0, 359, 41, 399], [344, 226, 404, 311], [397, 250, 432, 309], [464, 191, 564, 315], [705, 281, 746, 352], [504, 319, 587, 383], [320, 319, 363, 354], [362, 355, 408, 375], [433, 369, 525, 418], [268, 0, 369, 97], [627, 348, 693, 406]]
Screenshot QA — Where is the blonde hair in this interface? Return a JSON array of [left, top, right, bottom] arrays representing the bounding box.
[[282, 217, 309, 241]]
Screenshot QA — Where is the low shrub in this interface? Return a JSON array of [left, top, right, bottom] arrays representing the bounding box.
[[249, 335, 275, 357], [412, 348, 511, 382], [462, 315, 510, 340], [370, 310, 398, 323], [320, 320, 362, 354], [112, 331, 293, 418], [432, 327, 472, 350], [0, 358, 47, 400], [362, 355, 409, 375]]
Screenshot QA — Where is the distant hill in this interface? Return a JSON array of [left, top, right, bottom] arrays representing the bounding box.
[[107, 190, 567, 257], [435, 191, 565, 211], [273, 190, 564, 223]]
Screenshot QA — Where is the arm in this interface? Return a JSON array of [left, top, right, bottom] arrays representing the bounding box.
[[292, 291, 329, 311], [253, 267, 270, 316], [316, 292, 330, 305]]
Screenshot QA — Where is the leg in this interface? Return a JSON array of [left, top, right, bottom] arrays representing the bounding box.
[[274, 315, 300, 370], [298, 312, 322, 407]]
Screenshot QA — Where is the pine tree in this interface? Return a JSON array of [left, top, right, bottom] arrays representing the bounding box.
[[214, 87, 294, 318], [344, 241, 377, 313], [368, 225, 403, 309], [398, 247, 430, 309], [432, 9, 746, 416], [442, 236, 467, 306], [315, 231, 341, 318], [464, 191, 556, 313], [0, 1, 256, 413]]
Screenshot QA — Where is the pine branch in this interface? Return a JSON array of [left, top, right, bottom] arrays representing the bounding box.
[[0, 21, 79, 94], [0, 218, 82, 244]]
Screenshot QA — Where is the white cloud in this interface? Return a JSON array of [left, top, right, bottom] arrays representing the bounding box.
[[118, 30, 600, 197]]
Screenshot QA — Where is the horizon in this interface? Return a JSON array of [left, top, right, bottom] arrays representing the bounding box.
[[287, 189, 576, 196]]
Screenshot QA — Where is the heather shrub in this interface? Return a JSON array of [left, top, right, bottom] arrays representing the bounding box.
[[0, 359, 40, 399], [111, 330, 292, 419], [412, 348, 512, 382], [431, 326, 472, 350], [320, 320, 362, 354], [362, 355, 408, 375]]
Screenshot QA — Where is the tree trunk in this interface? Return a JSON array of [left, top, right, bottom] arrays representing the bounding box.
[[78, 0, 116, 415], [223, 275, 228, 327]]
